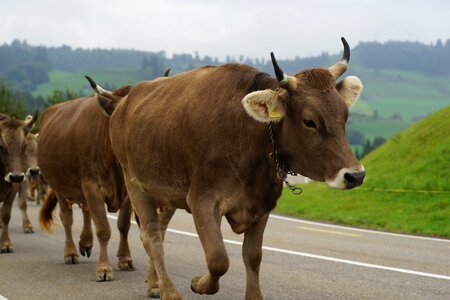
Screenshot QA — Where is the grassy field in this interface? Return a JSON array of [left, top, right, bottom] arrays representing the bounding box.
[[276, 184, 450, 237], [362, 105, 450, 191], [346, 66, 450, 141], [276, 106, 450, 237], [32, 68, 144, 98], [347, 116, 410, 141]]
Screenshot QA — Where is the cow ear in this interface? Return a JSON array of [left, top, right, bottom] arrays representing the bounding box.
[[97, 95, 118, 116], [336, 76, 363, 107], [242, 89, 286, 123]]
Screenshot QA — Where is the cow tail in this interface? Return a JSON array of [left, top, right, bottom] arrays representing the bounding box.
[[39, 188, 58, 232]]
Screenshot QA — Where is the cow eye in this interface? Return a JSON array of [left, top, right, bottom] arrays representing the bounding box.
[[303, 119, 317, 129]]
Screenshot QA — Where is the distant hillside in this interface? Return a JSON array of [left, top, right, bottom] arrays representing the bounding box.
[[1, 38, 450, 146], [362, 105, 450, 191], [3, 38, 450, 85]]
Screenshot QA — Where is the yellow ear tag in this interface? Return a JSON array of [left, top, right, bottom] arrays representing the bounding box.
[[267, 97, 283, 119], [269, 108, 281, 119], [343, 96, 351, 105]]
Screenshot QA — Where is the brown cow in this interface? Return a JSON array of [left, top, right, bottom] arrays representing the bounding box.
[[38, 86, 134, 281], [17, 123, 44, 233], [97, 38, 365, 299], [0, 112, 36, 253], [24, 133, 48, 206]]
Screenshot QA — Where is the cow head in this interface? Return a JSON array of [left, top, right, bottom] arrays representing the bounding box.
[[242, 38, 365, 189], [24, 133, 41, 177], [0, 112, 37, 183]]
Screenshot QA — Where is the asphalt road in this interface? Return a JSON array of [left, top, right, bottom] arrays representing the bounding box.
[[1, 200, 449, 300]]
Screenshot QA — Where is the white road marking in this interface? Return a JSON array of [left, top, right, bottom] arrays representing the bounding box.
[[269, 214, 450, 243], [0, 295, 9, 300], [107, 214, 450, 281]]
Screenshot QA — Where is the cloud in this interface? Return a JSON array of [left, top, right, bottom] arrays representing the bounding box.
[[1, 0, 450, 59]]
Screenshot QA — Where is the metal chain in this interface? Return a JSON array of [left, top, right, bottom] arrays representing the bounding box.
[[268, 123, 302, 195]]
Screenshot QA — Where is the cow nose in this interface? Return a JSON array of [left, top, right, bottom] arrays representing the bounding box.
[[27, 167, 41, 176], [6, 173, 25, 183], [344, 171, 365, 189]]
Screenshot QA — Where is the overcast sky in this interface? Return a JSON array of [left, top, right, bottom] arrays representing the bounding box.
[[1, 0, 450, 60]]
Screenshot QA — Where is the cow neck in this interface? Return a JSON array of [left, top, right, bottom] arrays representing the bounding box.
[[268, 122, 302, 195]]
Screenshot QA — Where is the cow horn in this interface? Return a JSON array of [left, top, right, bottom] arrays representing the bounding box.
[[328, 37, 350, 79], [85, 75, 113, 96], [163, 68, 171, 77], [270, 52, 297, 90], [24, 110, 38, 126]]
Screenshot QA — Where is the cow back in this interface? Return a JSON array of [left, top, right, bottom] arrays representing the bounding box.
[[39, 97, 124, 209]]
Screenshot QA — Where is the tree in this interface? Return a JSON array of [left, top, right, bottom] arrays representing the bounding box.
[[372, 110, 379, 120], [373, 136, 386, 148], [360, 136, 387, 158], [347, 129, 366, 145], [355, 148, 361, 160], [0, 80, 28, 118], [44, 88, 81, 108], [362, 140, 372, 157]]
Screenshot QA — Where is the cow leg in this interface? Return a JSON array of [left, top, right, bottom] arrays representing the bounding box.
[[189, 193, 229, 295], [18, 182, 34, 233], [57, 195, 79, 264], [146, 207, 176, 298], [242, 213, 269, 300], [123, 173, 181, 300], [82, 183, 113, 282], [0, 192, 15, 253], [159, 207, 176, 242], [116, 198, 134, 271], [26, 177, 36, 201], [79, 208, 93, 258]]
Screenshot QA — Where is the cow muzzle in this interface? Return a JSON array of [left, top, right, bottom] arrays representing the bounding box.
[[326, 166, 365, 190], [26, 167, 41, 176], [4, 172, 26, 183], [344, 171, 366, 189]]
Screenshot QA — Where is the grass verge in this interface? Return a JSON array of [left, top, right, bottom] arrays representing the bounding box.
[[276, 182, 450, 238]]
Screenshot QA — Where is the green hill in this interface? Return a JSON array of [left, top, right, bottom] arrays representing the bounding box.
[[362, 105, 450, 191], [32, 68, 144, 97]]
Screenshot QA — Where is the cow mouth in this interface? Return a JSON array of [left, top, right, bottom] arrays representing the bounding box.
[[26, 167, 41, 176], [4, 172, 26, 183], [325, 167, 365, 190]]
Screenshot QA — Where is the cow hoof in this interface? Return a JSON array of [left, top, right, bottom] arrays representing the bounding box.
[[0, 246, 14, 253], [96, 269, 114, 282], [79, 245, 92, 258], [160, 291, 182, 300], [118, 260, 135, 271], [147, 288, 160, 298], [65, 255, 79, 264], [191, 275, 219, 295], [23, 227, 34, 234]]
